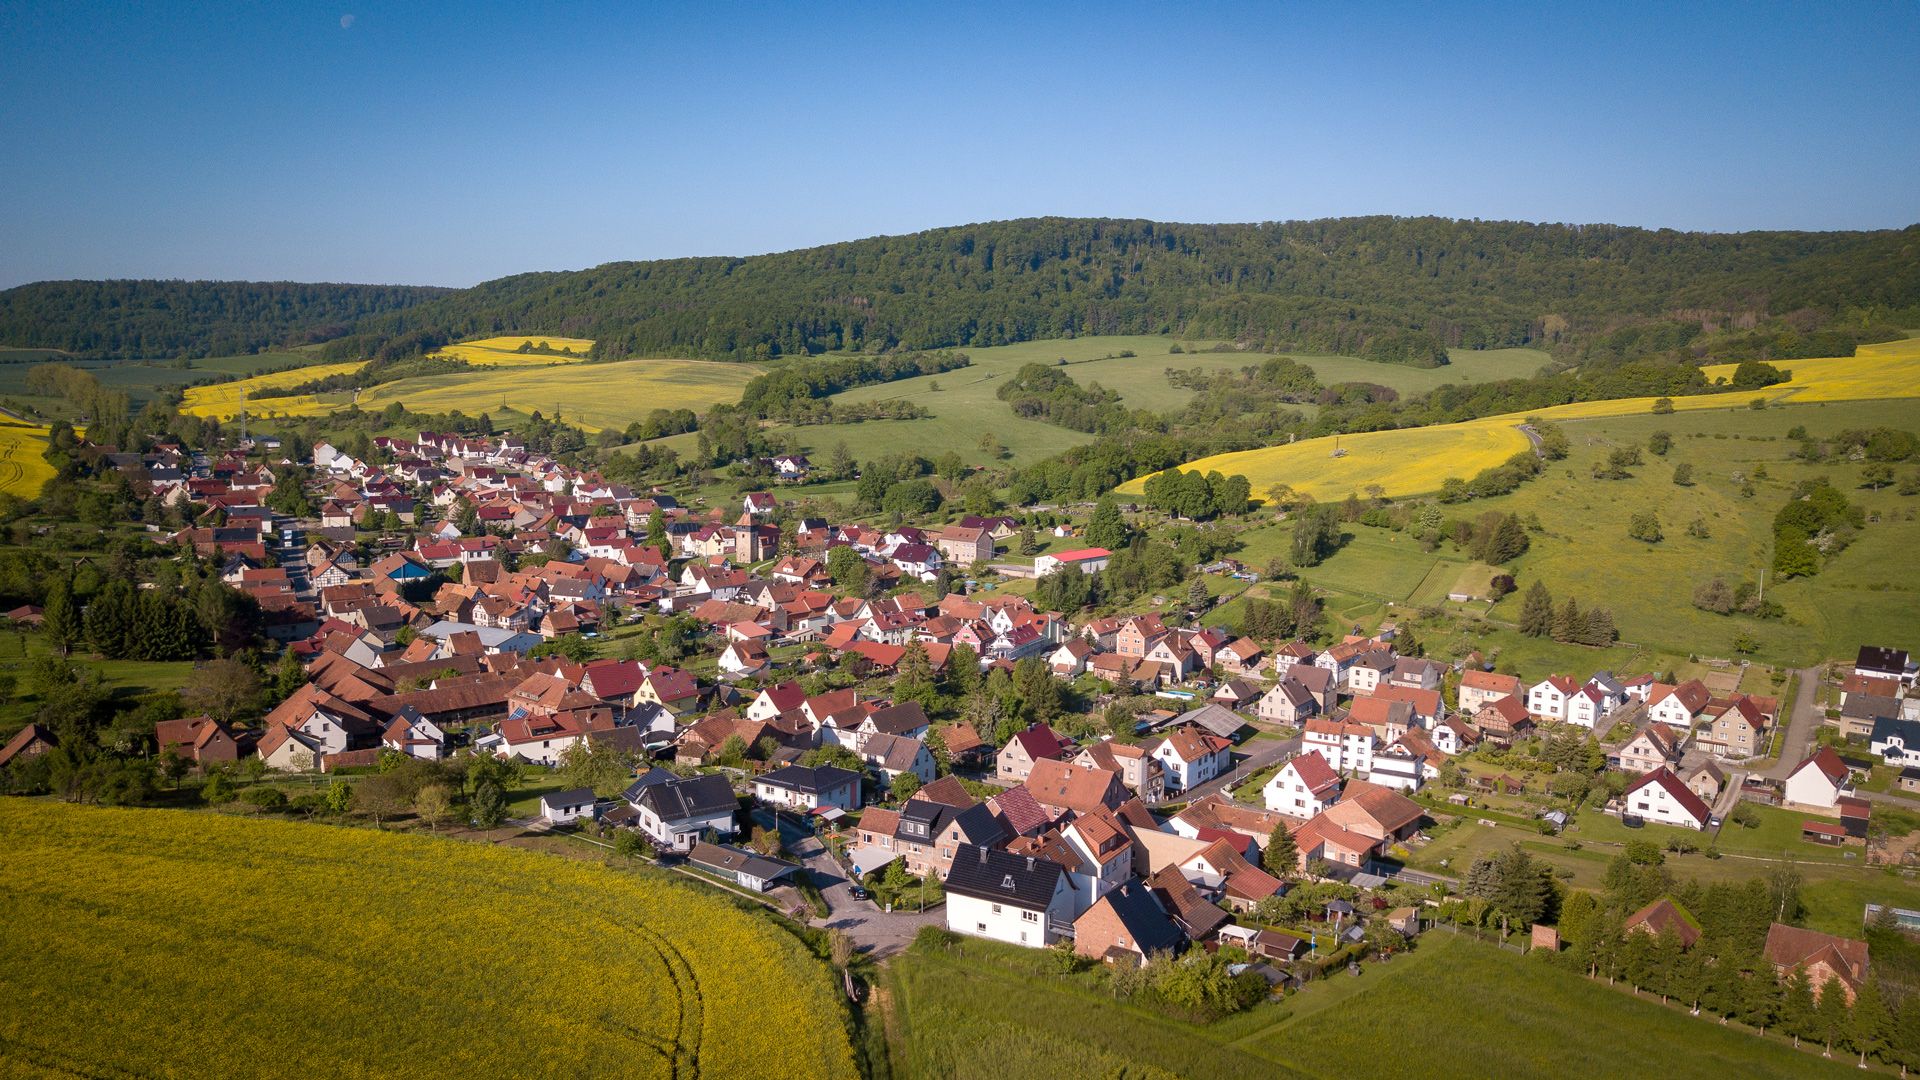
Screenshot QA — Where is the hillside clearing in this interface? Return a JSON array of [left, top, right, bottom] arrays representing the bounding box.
[[791, 337, 1548, 468], [1207, 397, 1920, 665], [1123, 336, 1920, 501], [0, 800, 858, 1080]]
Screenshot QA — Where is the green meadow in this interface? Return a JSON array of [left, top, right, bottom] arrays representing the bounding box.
[[1207, 396, 1918, 668], [884, 929, 1854, 1079], [780, 337, 1548, 469]]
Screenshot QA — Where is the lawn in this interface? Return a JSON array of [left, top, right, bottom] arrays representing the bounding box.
[[885, 927, 1852, 1079], [0, 800, 857, 1080]]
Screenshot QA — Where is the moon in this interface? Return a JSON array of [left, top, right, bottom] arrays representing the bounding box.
[[340, 13, 355, 29]]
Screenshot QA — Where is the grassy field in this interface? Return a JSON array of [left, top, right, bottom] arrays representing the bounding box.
[[1472, 397, 1920, 664], [1199, 392, 1920, 666], [1406, 806, 1920, 936], [429, 334, 596, 367], [0, 418, 55, 498], [1123, 336, 1920, 501], [779, 338, 1548, 469], [359, 357, 754, 432], [885, 928, 1852, 1079], [0, 800, 857, 1080]]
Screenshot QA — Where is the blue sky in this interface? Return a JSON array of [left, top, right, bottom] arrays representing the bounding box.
[[1, 1, 1915, 289]]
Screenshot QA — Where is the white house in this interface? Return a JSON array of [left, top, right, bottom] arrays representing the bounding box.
[[751, 764, 861, 812], [1648, 681, 1712, 730], [1150, 725, 1233, 792], [1033, 548, 1112, 576], [1564, 684, 1614, 729], [1367, 746, 1425, 793], [1302, 717, 1375, 775], [1526, 675, 1577, 722], [1783, 747, 1853, 809], [1263, 752, 1342, 817], [1061, 809, 1134, 898], [630, 774, 739, 852], [859, 732, 937, 791], [1871, 716, 1920, 767], [540, 787, 597, 825], [381, 710, 446, 760], [1621, 767, 1711, 830], [1431, 717, 1479, 756], [944, 844, 1081, 948]]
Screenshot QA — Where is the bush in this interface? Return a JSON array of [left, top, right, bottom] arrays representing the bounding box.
[[239, 786, 287, 811]]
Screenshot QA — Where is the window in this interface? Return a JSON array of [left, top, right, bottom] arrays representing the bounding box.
[[1022, 910, 1039, 923], [976, 923, 987, 933], [991, 904, 1002, 915]]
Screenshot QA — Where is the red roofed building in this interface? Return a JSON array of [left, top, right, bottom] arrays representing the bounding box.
[[1263, 751, 1342, 817], [996, 722, 1071, 782], [1622, 766, 1711, 830], [154, 715, 244, 765], [1033, 547, 1111, 576], [1624, 897, 1702, 948], [1784, 746, 1854, 809], [1764, 923, 1870, 1003]]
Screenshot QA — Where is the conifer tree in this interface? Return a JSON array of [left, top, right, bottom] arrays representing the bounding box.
[[1518, 580, 1553, 637]]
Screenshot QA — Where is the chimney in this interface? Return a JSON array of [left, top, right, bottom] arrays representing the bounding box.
[[978, 846, 987, 863], [1025, 856, 1035, 871]]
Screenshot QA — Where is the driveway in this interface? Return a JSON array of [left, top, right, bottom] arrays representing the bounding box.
[[1175, 736, 1299, 802], [766, 811, 942, 957], [1760, 667, 1822, 780]]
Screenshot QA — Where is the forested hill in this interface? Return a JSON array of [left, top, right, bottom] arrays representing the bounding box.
[[6, 217, 1917, 363], [328, 217, 1915, 364], [0, 280, 453, 359]]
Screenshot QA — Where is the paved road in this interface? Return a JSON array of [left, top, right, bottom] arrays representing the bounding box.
[[1176, 736, 1300, 802], [1760, 667, 1822, 780], [1856, 789, 1920, 810], [767, 811, 941, 957]]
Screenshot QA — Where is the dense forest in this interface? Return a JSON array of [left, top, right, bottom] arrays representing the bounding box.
[[0, 280, 451, 359], [4, 217, 1915, 363]]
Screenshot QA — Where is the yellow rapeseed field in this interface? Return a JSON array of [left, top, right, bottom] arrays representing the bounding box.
[[0, 800, 858, 1080], [0, 418, 56, 498], [429, 335, 597, 367], [358, 358, 755, 432], [179, 360, 367, 420], [1123, 340, 1920, 500]]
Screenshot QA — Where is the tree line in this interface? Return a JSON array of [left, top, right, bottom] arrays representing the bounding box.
[[13, 218, 1912, 364], [0, 280, 449, 359]]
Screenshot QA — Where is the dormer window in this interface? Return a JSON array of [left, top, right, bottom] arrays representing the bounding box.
[[1002, 874, 1015, 890]]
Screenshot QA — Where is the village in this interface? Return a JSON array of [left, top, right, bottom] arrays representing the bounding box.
[[5, 425, 1918, 1031]]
